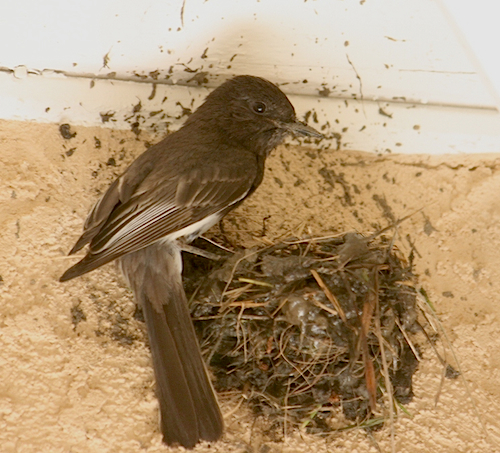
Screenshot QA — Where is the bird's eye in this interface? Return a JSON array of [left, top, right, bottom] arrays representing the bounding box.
[[252, 102, 267, 114]]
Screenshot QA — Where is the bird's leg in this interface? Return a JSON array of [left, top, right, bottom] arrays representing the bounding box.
[[179, 243, 224, 261]]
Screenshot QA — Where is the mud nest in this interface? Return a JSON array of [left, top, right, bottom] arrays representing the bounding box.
[[184, 232, 427, 435]]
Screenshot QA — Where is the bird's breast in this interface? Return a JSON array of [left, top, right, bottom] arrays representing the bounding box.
[[163, 212, 222, 244]]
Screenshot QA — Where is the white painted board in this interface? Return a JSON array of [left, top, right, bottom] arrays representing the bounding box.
[[1, 0, 499, 154]]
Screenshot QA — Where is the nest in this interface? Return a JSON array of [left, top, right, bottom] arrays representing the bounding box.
[[184, 232, 427, 435]]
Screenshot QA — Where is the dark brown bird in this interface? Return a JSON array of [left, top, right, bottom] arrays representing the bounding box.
[[60, 75, 321, 448]]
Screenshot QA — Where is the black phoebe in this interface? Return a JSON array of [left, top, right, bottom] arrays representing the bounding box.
[[60, 75, 321, 448]]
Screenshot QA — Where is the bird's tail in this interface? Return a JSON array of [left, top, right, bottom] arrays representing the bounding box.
[[117, 241, 223, 449]]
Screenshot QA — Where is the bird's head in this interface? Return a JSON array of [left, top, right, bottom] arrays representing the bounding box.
[[187, 75, 322, 155]]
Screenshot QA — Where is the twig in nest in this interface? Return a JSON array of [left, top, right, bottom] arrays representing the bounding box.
[[311, 269, 347, 322], [360, 275, 378, 412]]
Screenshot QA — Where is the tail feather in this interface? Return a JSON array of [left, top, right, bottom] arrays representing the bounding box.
[[118, 242, 223, 448]]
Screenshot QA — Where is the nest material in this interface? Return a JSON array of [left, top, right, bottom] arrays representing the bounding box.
[[184, 232, 423, 434]]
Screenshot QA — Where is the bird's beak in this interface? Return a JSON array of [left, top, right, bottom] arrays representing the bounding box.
[[284, 119, 323, 138]]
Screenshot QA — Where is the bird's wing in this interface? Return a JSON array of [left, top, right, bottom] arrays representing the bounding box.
[[60, 160, 256, 281], [68, 159, 156, 254]]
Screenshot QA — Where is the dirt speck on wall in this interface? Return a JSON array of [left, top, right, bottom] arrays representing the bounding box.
[[1, 119, 500, 452]]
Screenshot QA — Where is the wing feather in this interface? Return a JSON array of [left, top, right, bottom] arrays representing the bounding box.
[[60, 158, 257, 281]]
